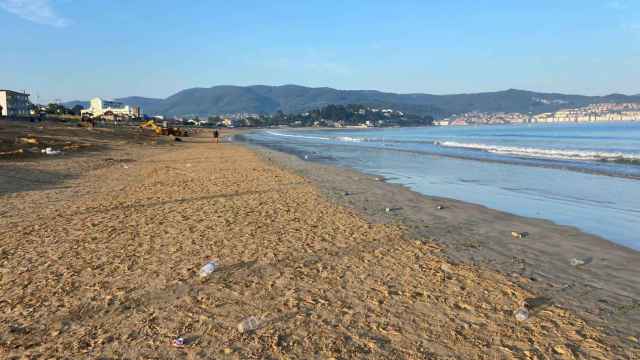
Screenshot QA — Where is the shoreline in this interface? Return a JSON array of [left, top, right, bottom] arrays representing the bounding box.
[[1, 123, 638, 357], [243, 128, 640, 181], [245, 141, 640, 340]]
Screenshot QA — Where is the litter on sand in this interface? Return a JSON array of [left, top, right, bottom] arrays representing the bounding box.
[[514, 307, 529, 321], [42, 147, 62, 155], [569, 258, 590, 267], [511, 231, 529, 238], [237, 316, 260, 333], [0, 149, 24, 156], [19, 137, 38, 144], [172, 338, 185, 347], [198, 260, 219, 278]]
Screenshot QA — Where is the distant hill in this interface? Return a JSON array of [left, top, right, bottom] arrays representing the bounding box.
[[64, 100, 89, 109], [66, 85, 640, 118]]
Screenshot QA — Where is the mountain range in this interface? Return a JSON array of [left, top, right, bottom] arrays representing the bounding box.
[[66, 85, 640, 118]]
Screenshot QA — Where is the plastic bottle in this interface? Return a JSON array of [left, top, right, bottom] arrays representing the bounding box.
[[198, 260, 219, 278], [237, 316, 260, 333], [570, 258, 586, 266], [514, 307, 529, 321]]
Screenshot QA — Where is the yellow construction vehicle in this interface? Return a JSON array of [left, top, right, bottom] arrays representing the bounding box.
[[139, 120, 189, 137]]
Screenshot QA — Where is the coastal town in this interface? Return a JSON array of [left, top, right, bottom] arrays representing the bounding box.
[[437, 102, 640, 126], [2, 87, 640, 130]]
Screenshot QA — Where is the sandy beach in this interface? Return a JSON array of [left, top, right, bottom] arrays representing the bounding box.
[[1, 121, 638, 358]]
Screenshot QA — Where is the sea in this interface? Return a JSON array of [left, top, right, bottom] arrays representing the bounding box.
[[241, 122, 640, 250]]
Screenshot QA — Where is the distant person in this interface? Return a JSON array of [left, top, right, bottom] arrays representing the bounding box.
[[213, 129, 220, 143]]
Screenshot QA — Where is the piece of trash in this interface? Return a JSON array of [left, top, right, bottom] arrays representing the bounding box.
[[19, 137, 38, 145], [440, 263, 453, 273], [237, 316, 260, 333], [553, 345, 569, 355], [0, 149, 24, 156], [344, 191, 351, 196], [172, 337, 186, 347], [436, 205, 445, 210], [304, 155, 309, 160], [511, 231, 529, 238], [514, 307, 529, 321], [122, 164, 129, 169], [198, 260, 219, 278], [385, 208, 392, 213], [41, 147, 62, 155], [569, 258, 587, 267]]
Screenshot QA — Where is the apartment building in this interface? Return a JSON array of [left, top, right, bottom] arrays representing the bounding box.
[[81, 97, 134, 117], [0, 89, 30, 117]]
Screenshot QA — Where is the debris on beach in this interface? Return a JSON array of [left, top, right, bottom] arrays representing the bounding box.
[[198, 260, 219, 278], [344, 191, 351, 196], [41, 147, 62, 155], [569, 258, 589, 267], [19, 137, 38, 144], [440, 263, 453, 273], [385, 207, 392, 213], [436, 205, 445, 210], [172, 337, 186, 347], [237, 316, 260, 333], [0, 149, 24, 156], [511, 231, 529, 239], [514, 307, 529, 321]]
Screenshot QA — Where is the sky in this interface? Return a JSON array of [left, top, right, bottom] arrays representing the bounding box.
[[1, 0, 639, 103]]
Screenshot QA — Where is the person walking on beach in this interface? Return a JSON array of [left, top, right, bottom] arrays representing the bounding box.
[[213, 129, 220, 143]]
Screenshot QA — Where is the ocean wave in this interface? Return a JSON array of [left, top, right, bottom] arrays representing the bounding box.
[[436, 141, 640, 163], [265, 131, 331, 141], [335, 136, 363, 142], [267, 131, 370, 143]]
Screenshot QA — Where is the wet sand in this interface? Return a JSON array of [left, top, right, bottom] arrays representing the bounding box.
[[0, 127, 638, 358], [251, 144, 640, 337]]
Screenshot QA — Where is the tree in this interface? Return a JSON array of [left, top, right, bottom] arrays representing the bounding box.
[[45, 103, 69, 115], [70, 105, 84, 115]]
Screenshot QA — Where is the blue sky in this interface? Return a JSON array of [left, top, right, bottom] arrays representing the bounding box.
[[1, 0, 639, 102]]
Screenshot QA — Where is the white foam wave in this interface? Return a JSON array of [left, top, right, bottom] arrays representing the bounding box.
[[266, 131, 369, 143], [265, 131, 331, 141], [437, 141, 640, 162], [335, 136, 363, 142]]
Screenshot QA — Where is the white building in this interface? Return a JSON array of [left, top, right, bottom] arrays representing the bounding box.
[[433, 120, 450, 126], [0, 90, 30, 117], [81, 97, 133, 117]]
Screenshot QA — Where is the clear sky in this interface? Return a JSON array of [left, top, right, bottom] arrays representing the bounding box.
[[1, 0, 639, 102]]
